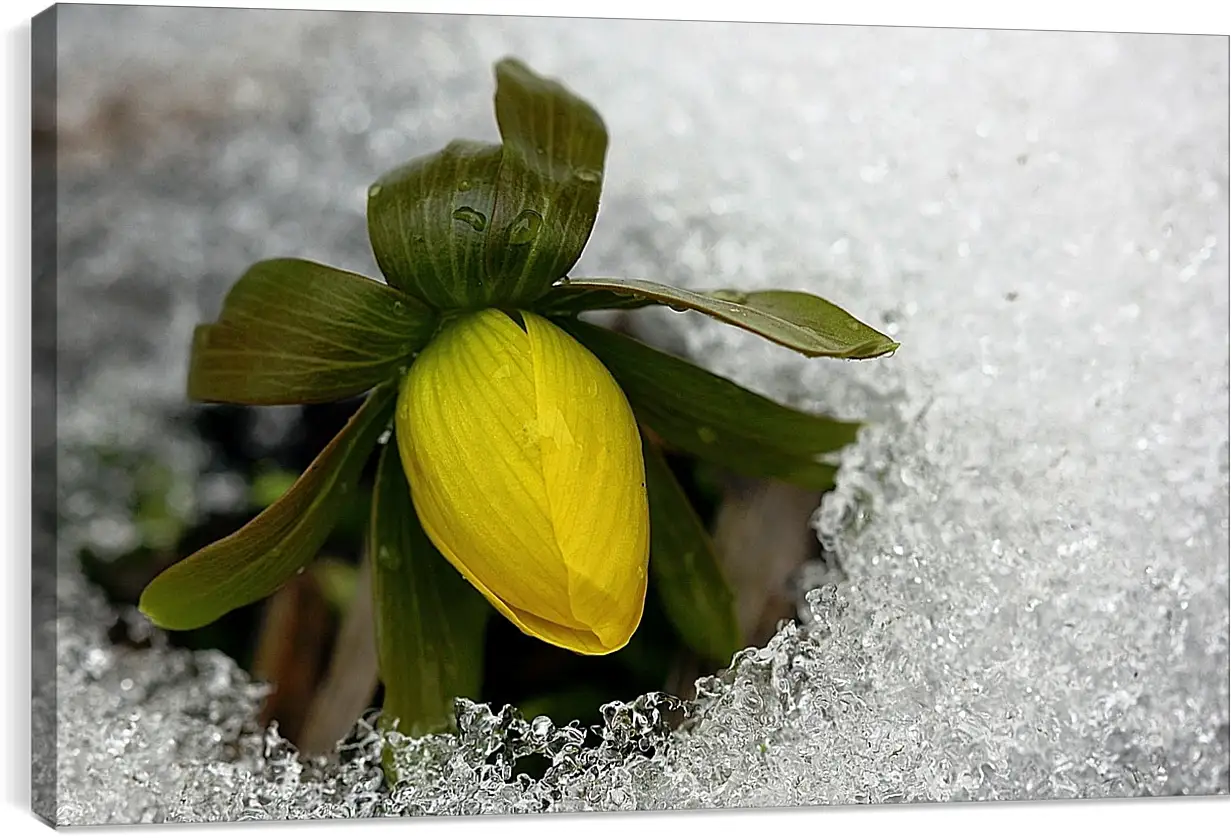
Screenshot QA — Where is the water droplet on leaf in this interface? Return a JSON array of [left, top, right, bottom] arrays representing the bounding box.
[[367, 184, 382, 198], [574, 168, 601, 184], [508, 209, 543, 245], [453, 206, 487, 232], [377, 545, 399, 570], [698, 427, 718, 444]]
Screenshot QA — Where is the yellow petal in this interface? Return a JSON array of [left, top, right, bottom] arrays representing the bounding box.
[[396, 309, 649, 655]]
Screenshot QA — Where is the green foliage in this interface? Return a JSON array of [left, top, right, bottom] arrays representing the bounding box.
[[139, 385, 396, 630], [189, 259, 436, 405], [369, 444, 490, 737], [366, 140, 506, 308], [642, 440, 742, 663], [535, 285, 658, 315], [366, 58, 608, 309], [558, 277, 898, 359]]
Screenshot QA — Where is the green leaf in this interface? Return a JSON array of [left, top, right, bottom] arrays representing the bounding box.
[[561, 278, 899, 359], [560, 319, 857, 491], [365, 59, 607, 309], [486, 57, 608, 300], [367, 139, 506, 308], [188, 259, 436, 405], [643, 439, 742, 663], [535, 283, 657, 315], [370, 443, 490, 738], [139, 385, 396, 630]]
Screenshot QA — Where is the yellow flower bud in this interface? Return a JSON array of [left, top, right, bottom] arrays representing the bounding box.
[[396, 308, 649, 655]]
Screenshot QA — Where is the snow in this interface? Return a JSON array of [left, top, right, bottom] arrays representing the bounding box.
[[43, 8, 1229, 825]]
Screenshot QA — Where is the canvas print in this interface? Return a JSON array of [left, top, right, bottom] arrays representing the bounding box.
[[31, 5, 1229, 826]]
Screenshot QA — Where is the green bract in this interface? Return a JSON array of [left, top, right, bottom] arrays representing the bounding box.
[[139, 57, 898, 739], [367, 58, 608, 309]]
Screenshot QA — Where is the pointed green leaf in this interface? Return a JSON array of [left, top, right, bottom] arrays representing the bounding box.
[[139, 385, 396, 630], [711, 288, 900, 357], [370, 443, 490, 738], [188, 259, 436, 405], [643, 439, 742, 663], [486, 57, 608, 300], [562, 278, 899, 359], [365, 59, 608, 310], [560, 319, 856, 491]]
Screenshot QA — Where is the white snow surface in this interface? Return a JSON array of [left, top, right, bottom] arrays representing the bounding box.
[[47, 9, 1229, 824]]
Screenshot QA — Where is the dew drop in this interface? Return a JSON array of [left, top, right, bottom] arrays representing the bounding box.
[[574, 168, 601, 184], [508, 209, 543, 245], [367, 184, 382, 198], [458, 179, 472, 191], [667, 303, 689, 313], [392, 301, 405, 315], [698, 427, 718, 444], [377, 545, 400, 570], [452, 206, 487, 232]]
